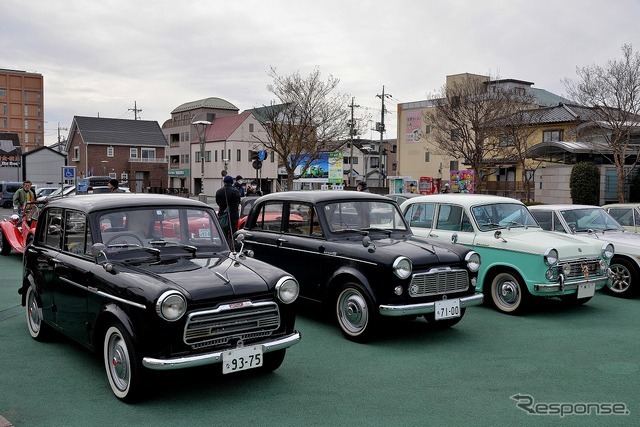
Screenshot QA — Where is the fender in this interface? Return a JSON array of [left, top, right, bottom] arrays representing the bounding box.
[[92, 302, 138, 351], [327, 265, 377, 304]]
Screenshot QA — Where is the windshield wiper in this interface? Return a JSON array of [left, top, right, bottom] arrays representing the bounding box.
[[362, 227, 393, 237], [149, 239, 198, 255]]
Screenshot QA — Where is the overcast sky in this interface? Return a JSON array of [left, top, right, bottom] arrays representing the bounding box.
[[4, 0, 640, 146]]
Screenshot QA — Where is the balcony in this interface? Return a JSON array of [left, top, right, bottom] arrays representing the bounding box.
[[128, 157, 168, 163]]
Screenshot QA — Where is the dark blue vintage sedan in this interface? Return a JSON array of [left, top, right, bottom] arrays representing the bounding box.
[[20, 193, 300, 402], [236, 191, 483, 342]]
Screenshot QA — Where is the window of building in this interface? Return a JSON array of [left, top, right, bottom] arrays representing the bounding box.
[[195, 152, 201, 162], [543, 130, 563, 142], [237, 149, 241, 161], [121, 172, 128, 181], [514, 87, 525, 95], [249, 123, 254, 132], [73, 146, 80, 161], [450, 129, 460, 141], [24, 92, 29, 101], [271, 151, 275, 162], [2, 104, 6, 114], [205, 151, 211, 162], [3, 119, 6, 128], [130, 148, 138, 158], [141, 148, 156, 159], [25, 133, 29, 143], [425, 152, 430, 162], [214, 150, 218, 162], [450, 160, 459, 171], [24, 120, 29, 129], [499, 135, 515, 147], [370, 157, 380, 168], [0, 89, 6, 97], [424, 125, 431, 135], [107, 146, 114, 157], [24, 105, 28, 116]]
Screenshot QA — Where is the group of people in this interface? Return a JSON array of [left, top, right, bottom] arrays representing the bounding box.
[[215, 175, 263, 242]]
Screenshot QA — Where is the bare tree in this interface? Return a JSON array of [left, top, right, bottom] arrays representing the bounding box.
[[490, 107, 545, 202], [253, 67, 350, 190], [563, 43, 640, 202], [426, 74, 536, 192]]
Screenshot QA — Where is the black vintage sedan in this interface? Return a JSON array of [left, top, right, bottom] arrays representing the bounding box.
[[236, 191, 483, 342], [19, 193, 301, 402]]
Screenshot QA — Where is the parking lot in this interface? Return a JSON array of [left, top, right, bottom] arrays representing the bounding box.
[[0, 207, 638, 426]]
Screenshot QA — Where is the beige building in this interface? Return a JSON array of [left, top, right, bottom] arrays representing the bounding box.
[[395, 73, 571, 196], [0, 68, 44, 153]]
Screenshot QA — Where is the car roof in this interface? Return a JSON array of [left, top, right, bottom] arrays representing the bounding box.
[[528, 204, 601, 211], [401, 193, 524, 207], [44, 193, 211, 213], [256, 190, 393, 203], [602, 203, 640, 208]]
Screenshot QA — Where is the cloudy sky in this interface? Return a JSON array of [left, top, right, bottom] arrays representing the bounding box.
[[4, 0, 640, 146]]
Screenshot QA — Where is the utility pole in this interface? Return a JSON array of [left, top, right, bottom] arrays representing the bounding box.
[[57, 122, 69, 145], [376, 86, 391, 187], [348, 97, 360, 187], [129, 101, 142, 120]]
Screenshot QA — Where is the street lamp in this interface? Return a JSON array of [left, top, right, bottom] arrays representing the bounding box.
[[192, 120, 211, 198]]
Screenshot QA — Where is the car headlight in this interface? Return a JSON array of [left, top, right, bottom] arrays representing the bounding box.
[[465, 251, 481, 272], [156, 291, 186, 321], [276, 276, 299, 304], [393, 256, 412, 279], [602, 243, 614, 259], [544, 248, 558, 266]]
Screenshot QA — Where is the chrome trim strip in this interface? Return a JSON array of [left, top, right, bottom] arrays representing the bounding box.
[[378, 293, 484, 317], [142, 331, 301, 370], [60, 277, 146, 309]]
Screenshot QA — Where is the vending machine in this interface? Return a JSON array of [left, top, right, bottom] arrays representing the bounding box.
[[418, 177, 441, 194]]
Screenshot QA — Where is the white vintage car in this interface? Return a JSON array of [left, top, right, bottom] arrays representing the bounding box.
[[602, 203, 640, 233], [399, 194, 613, 314], [529, 204, 640, 298]]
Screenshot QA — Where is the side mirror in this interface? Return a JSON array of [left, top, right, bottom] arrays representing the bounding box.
[[451, 233, 458, 244]]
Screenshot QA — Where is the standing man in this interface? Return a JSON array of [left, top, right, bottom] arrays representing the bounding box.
[[233, 175, 245, 197], [108, 178, 124, 193], [13, 180, 36, 218], [356, 181, 369, 192], [216, 175, 241, 243]]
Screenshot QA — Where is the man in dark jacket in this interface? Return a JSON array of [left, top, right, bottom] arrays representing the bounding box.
[[216, 175, 241, 242], [232, 175, 245, 197]]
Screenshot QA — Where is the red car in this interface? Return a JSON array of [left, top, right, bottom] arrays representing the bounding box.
[[0, 203, 40, 255]]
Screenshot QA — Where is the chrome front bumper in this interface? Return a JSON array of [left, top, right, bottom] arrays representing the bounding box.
[[142, 331, 301, 371], [533, 273, 611, 293], [378, 293, 484, 317]]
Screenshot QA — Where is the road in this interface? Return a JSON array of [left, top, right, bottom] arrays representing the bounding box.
[[0, 206, 639, 426]]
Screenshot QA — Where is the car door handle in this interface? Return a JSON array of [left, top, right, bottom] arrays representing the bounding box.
[[276, 237, 287, 246], [429, 232, 438, 237]]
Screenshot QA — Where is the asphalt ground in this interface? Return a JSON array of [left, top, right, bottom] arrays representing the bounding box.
[[1, 206, 639, 426]]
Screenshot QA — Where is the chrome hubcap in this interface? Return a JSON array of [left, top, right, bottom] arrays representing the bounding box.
[[338, 290, 368, 333], [498, 280, 519, 305], [610, 266, 631, 293]]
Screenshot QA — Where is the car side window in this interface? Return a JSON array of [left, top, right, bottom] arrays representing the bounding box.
[[254, 202, 284, 233], [531, 211, 552, 231], [405, 203, 435, 229], [64, 210, 92, 255], [42, 208, 63, 249], [435, 204, 464, 231], [607, 208, 631, 226], [287, 203, 317, 236]]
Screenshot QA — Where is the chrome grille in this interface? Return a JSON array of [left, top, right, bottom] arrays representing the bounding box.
[[184, 301, 280, 349], [558, 259, 602, 279], [409, 268, 469, 297]]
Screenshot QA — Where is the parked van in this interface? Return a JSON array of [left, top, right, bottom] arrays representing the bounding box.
[[1, 181, 25, 208]]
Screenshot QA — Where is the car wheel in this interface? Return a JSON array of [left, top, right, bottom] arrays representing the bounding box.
[[487, 270, 529, 314], [0, 230, 11, 255], [103, 322, 142, 402], [335, 283, 378, 342], [424, 308, 466, 328], [607, 257, 638, 298], [25, 284, 51, 341], [260, 349, 286, 373]]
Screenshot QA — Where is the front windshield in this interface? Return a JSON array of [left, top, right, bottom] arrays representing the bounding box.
[[561, 208, 624, 232], [48, 186, 71, 197], [97, 207, 226, 254], [323, 200, 408, 234], [471, 203, 539, 231]]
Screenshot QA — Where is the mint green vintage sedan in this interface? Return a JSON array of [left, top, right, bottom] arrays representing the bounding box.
[[400, 194, 613, 314]]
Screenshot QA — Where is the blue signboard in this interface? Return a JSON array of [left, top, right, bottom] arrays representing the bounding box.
[[63, 167, 76, 179]]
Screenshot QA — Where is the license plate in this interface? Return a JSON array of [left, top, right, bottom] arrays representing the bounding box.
[[435, 298, 461, 320], [577, 282, 595, 299], [222, 346, 263, 374], [198, 228, 211, 238]]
